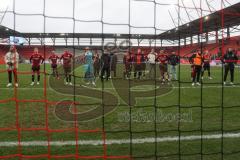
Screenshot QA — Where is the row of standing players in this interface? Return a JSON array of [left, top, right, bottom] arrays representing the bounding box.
[[5, 46, 74, 87], [189, 47, 238, 86], [4, 46, 179, 87], [4, 46, 238, 87]]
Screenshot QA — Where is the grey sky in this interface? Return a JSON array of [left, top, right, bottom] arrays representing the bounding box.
[[0, 0, 239, 34]]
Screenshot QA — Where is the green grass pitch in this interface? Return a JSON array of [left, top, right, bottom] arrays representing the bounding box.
[[0, 63, 240, 159]]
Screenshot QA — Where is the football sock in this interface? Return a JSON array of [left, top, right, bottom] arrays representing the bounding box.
[[32, 75, 35, 82], [8, 71, 12, 83]]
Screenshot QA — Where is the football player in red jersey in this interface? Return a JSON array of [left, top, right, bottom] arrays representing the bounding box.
[[157, 50, 169, 83], [49, 50, 60, 79], [133, 49, 145, 79], [201, 50, 212, 80], [60, 50, 73, 85], [30, 47, 44, 86]]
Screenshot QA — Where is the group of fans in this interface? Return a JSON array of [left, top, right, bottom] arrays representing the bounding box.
[[3, 45, 239, 87]]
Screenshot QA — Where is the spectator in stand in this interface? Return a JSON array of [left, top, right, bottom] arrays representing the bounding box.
[[5, 45, 19, 87], [168, 51, 179, 81], [147, 48, 157, 79], [222, 48, 238, 85]]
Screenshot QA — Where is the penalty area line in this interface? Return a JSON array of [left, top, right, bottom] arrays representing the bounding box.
[[0, 132, 239, 147]]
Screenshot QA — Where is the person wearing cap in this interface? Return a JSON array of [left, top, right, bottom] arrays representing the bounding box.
[[5, 45, 19, 87], [189, 49, 203, 86]]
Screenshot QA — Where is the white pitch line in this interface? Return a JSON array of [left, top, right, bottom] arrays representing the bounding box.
[[0, 85, 239, 90], [0, 132, 239, 147]]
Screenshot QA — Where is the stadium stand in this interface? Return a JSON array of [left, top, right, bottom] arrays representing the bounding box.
[[1, 36, 239, 65]]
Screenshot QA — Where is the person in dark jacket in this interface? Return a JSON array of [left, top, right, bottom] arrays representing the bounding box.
[[100, 51, 111, 81], [110, 52, 118, 78], [123, 51, 133, 79], [168, 51, 179, 80], [222, 48, 238, 85]]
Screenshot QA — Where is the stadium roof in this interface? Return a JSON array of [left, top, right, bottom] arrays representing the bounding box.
[[0, 2, 239, 41], [159, 2, 240, 40], [0, 25, 19, 37]]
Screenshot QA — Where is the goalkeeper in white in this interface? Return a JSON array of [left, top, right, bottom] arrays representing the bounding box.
[[5, 45, 19, 87]]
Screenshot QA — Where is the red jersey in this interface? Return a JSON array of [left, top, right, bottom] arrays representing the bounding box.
[[123, 54, 133, 64], [157, 54, 168, 64], [49, 54, 59, 65], [134, 54, 144, 65], [30, 53, 44, 67], [203, 54, 211, 64], [60, 51, 73, 67]]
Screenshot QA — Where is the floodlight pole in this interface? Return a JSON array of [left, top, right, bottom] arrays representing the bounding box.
[[227, 27, 230, 39], [77, 38, 80, 46], [51, 37, 55, 46], [190, 35, 193, 45], [206, 32, 209, 42], [64, 37, 67, 46], [28, 37, 31, 46], [90, 37, 92, 46], [198, 34, 200, 44]]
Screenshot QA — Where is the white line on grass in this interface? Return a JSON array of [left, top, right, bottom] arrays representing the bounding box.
[[0, 132, 239, 147], [0, 85, 239, 90]]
